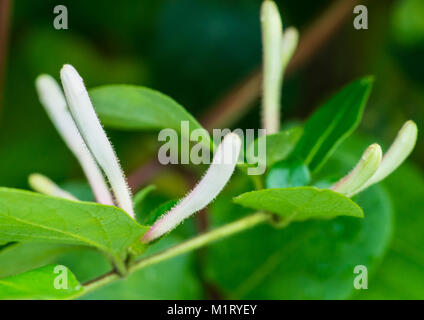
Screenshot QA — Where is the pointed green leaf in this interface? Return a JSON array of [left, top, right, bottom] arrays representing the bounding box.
[[0, 264, 83, 300], [294, 77, 373, 171], [234, 187, 363, 222], [0, 188, 147, 257]]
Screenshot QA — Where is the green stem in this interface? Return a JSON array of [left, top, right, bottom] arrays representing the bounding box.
[[76, 211, 270, 299]]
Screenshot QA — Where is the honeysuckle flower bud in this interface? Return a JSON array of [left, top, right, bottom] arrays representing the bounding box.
[[35, 74, 114, 206], [281, 27, 299, 69], [142, 133, 242, 243], [350, 120, 418, 196], [331, 144, 382, 197], [60, 64, 135, 218], [29, 173, 77, 201], [261, 1, 298, 135], [261, 0, 284, 134]]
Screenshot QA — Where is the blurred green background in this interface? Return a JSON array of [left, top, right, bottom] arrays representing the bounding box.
[[0, 0, 423, 299], [1, 0, 423, 189]]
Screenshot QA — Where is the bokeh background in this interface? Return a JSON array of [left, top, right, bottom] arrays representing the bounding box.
[[0, 0, 423, 299]]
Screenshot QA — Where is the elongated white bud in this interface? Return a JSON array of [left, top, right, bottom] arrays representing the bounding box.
[[35, 74, 114, 206], [142, 133, 242, 243], [29, 173, 77, 201], [261, 0, 284, 134], [60, 64, 135, 218], [331, 144, 382, 197], [351, 120, 418, 196], [281, 27, 299, 69]]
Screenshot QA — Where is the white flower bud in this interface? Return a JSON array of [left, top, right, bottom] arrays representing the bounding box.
[[60, 65, 134, 218], [281, 27, 299, 69], [142, 133, 242, 243], [35, 74, 114, 206], [351, 120, 418, 196], [331, 144, 382, 197], [261, 0, 284, 134], [29, 173, 77, 201]]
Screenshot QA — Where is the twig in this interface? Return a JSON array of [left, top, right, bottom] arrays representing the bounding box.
[[75, 211, 270, 299]]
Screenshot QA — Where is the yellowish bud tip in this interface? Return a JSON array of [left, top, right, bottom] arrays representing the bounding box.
[[29, 173, 77, 201], [347, 120, 418, 197], [331, 143, 382, 196]]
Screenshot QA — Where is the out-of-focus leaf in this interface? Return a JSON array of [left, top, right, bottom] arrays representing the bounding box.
[[55, 248, 112, 284], [294, 77, 373, 172], [354, 164, 424, 299], [0, 188, 147, 258], [246, 127, 303, 168], [22, 28, 147, 85], [234, 187, 363, 222], [266, 159, 310, 188], [0, 264, 83, 300], [392, 0, 424, 46], [206, 185, 392, 299], [0, 242, 79, 279]]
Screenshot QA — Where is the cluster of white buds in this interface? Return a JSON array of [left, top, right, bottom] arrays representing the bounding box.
[[36, 66, 134, 217], [35, 74, 114, 207], [35, 65, 241, 242], [331, 121, 418, 197]]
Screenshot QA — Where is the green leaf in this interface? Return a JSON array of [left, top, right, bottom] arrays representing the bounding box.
[[234, 187, 363, 222], [0, 264, 83, 300], [0, 188, 147, 258], [89, 85, 208, 142], [294, 77, 373, 172], [246, 127, 303, 168], [0, 242, 79, 278], [205, 184, 393, 299], [266, 159, 310, 189]]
